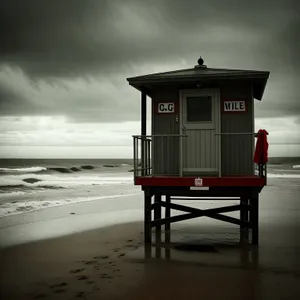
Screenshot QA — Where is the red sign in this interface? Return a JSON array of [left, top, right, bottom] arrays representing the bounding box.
[[194, 177, 203, 186]]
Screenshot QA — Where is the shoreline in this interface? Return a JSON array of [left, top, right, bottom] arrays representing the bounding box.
[[1, 176, 300, 219]]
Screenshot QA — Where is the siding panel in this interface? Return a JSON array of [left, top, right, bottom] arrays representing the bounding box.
[[221, 83, 254, 175], [152, 87, 180, 175]]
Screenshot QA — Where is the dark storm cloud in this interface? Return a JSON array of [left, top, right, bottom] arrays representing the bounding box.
[[1, 0, 299, 77], [0, 67, 140, 122], [0, 0, 299, 121]]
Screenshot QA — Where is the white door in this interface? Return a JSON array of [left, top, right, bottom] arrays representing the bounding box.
[[180, 89, 220, 176]]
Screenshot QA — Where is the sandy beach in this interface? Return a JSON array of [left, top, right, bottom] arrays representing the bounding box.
[[0, 222, 145, 299], [1, 175, 300, 299]]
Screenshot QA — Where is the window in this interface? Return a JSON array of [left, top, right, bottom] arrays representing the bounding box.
[[186, 96, 212, 122]]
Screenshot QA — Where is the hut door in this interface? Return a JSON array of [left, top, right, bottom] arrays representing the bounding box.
[[180, 89, 220, 176]]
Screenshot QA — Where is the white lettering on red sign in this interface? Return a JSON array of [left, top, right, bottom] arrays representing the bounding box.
[[194, 178, 203, 186], [158, 103, 175, 113], [224, 101, 246, 112]]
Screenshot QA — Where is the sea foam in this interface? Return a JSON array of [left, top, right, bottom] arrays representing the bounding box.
[[0, 167, 47, 173], [0, 173, 133, 189], [0, 192, 141, 218], [267, 173, 300, 179]]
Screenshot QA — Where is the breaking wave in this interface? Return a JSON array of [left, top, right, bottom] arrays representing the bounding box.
[[0, 167, 47, 173], [0, 164, 132, 175], [0, 173, 133, 189], [0, 164, 134, 190], [1, 162, 299, 190]]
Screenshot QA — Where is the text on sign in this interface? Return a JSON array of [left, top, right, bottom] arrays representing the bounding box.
[[158, 103, 175, 113], [223, 101, 246, 112]]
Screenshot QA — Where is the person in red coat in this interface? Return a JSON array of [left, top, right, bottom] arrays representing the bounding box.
[[253, 129, 269, 164]]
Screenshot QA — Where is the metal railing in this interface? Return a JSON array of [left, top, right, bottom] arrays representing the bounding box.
[[132, 134, 187, 178], [133, 132, 267, 179], [132, 135, 151, 178]]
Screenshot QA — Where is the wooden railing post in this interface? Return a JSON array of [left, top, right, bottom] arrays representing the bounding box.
[[141, 89, 147, 176], [147, 139, 151, 175], [133, 137, 136, 179], [132, 134, 186, 178]]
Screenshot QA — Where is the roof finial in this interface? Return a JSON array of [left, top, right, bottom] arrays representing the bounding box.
[[195, 56, 207, 69], [198, 56, 204, 66]]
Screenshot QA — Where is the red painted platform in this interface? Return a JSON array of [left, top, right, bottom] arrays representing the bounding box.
[[135, 175, 266, 187]]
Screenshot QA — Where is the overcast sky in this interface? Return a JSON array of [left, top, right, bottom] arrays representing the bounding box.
[[0, 0, 299, 158]]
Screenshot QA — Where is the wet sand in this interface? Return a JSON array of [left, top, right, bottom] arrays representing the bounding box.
[[1, 222, 299, 300], [1, 178, 300, 299], [0, 222, 145, 299]]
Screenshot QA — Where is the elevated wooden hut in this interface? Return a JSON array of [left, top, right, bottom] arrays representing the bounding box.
[[127, 57, 270, 247]]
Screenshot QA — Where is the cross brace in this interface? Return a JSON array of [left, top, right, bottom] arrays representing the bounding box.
[[144, 193, 259, 246], [150, 201, 251, 227]]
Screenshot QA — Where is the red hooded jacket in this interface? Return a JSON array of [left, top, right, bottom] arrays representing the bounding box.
[[253, 129, 269, 164]]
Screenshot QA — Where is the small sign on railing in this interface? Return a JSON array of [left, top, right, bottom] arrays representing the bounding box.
[[194, 177, 203, 186]]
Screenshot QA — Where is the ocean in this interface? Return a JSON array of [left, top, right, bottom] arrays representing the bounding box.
[[0, 157, 300, 218], [0, 158, 134, 190]]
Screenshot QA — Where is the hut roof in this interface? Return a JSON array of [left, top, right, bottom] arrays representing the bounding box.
[[127, 66, 270, 100]]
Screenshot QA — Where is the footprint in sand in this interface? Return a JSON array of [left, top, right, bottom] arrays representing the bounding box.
[[76, 291, 85, 298], [84, 260, 98, 265], [100, 273, 113, 279], [49, 282, 68, 289], [77, 275, 89, 281], [70, 268, 84, 274], [107, 261, 116, 267], [113, 268, 120, 273]]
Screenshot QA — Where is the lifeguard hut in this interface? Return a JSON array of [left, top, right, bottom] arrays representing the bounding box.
[[127, 57, 270, 247]]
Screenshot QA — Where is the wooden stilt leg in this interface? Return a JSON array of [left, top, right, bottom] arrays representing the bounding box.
[[165, 195, 171, 244], [165, 195, 171, 259], [154, 194, 161, 258], [250, 194, 259, 245], [240, 196, 249, 244], [144, 192, 152, 245]]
